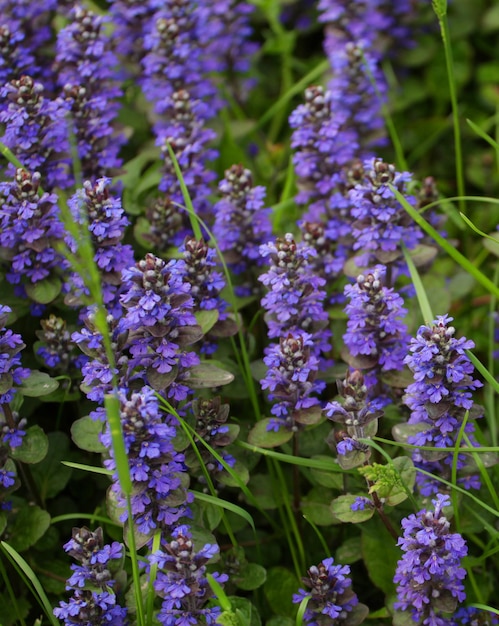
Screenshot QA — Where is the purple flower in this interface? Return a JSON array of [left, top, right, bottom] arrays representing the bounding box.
[[342, 267, 409, 403], [259, 234, 331, 362], [213, 164, 272, 285], [325, 369, 384, 466], [293, 556, 366, 625], [261, 331, 325, 431], [0, 169, 66, 299], [65, 178, 134, 316], [348, 158, 421, 268], [100, 387, 192, 535], [403, 315, 483, 495], [394, 494, 468, 624], [0, 305, 30, 406], [0, 76, 71, 189], [54, 527, 127, 625], [151, 524, 228, 626], [55, 6, 126, 180]]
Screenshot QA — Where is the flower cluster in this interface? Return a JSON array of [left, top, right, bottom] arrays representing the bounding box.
[[55, 6, 125, 180], [66, 178, 134, 316], [403, 315, 483, 495], [186, 396, 236, 484], [0, 0, 61, 87], [100, 387, 192, 536], [118, 253, 201, 401], [0, 305, 30, 406], [0, 76, 71, 189], [293, 556, 367, 626], [259, 234, 331, 361], [394, 494, 468, 624], [289, 85, 357, 280], [213, 164, 272, 288], [261, 331, 325, 431], [157, 88, 217, 231], [343, 268, 409, 400], [151, 524, 228, 626], [140, 196, 185, 253], [325, 369, 384, 466], [0, 168, 66, 303], [349, 158, 421, 268], [54, 526, 127, 625], [36, 314, 87, 381]]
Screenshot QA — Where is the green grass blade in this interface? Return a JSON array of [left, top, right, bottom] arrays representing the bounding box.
[[0, 541, 59, 626], [61, 461, 113, 476], [146, 530, 162, 626], [466, 351, 499, 396], [191, 491, 255, 533], [466, 118, 499, 152], [164, 142, 202, 240], [459, 211, 499, 245], [104, 394, 131, 495], [402, 243, 434, 323], [51, 513, 121, 526], [392, 186, 499, 299], [0, 553, 27, 626], [296, 597, 310, 626]]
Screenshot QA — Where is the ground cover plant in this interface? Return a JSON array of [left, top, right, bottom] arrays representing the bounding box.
[[0, 0, 499, 624]]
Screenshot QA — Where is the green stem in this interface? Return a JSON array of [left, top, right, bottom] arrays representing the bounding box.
[[434, 2, 465, 212]]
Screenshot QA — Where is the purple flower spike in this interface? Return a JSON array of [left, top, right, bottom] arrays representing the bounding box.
[[0, 168, 67, 297], [213, 164, 272, 285], [349, 158, 421, 269], [0, 76, 71, 189], [293, 556, 367, 625], [54, 526, 127, 625], [261, 331, 325, 431], [343, 267, 409, 403], [259, 234, 331, 363], [0, 305, 30, 406], [394, 494, 468, 624], [403, 315, 483, 495], [55, 6, 126, 180], [151, 524, 228, 626]]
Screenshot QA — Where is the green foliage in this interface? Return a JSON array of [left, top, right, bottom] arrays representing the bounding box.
[[10, 426, 48, 464]]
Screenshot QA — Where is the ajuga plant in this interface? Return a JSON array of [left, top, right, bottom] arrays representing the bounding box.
[[0, 2, 499, 626]]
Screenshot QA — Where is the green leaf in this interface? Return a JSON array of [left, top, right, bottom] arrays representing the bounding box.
[[362, 520, 401, 595], [336, 536, 363, 564], [8, 499, 50, 552], [264, 567, 298, 618], [234, 563, 267, 591], [187, 363, 235, 388], [70, 416, 106, 453], [195, 309, 219, 334], [246, 474, 283, 510], [32, 432, 73, 500], [10, 425, 48, 464], [309, 455, 344, 489], [0, 512, 6, 537], [483, 231, 499, 258], [247, 419, 294, 448], [19, 370, 59, 398], [24, 276, 61, 304], [226, 597, 262, 626], [266, 618, 294, 626], [0, 590, 31, 626], [330, 495, 374, 523], [216, 460, 250, 487], [302, 487, 337, 526]]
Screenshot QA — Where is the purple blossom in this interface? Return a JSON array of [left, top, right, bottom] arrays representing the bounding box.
[[100, 387, 192, 535], [213, 164, 272, 285], [0, 305, 30, 405], [261, 331, 325, 431], [55, 6, 126, 180], [0, 76, 71, 189], [151, 524, 227, 626], [65, 178, 134, 316], [343, 268, 409, 401], [293, 556, 366, 625], [325, 369, 384, 466], [54, 526, 127, 625], [0, 168, 66, 297], [259, 234, 331, 362], [394, 494, 468, 624], [403, 315, 483, 495], [36, 314, 87, 381], [348, 158, 421, 268]]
